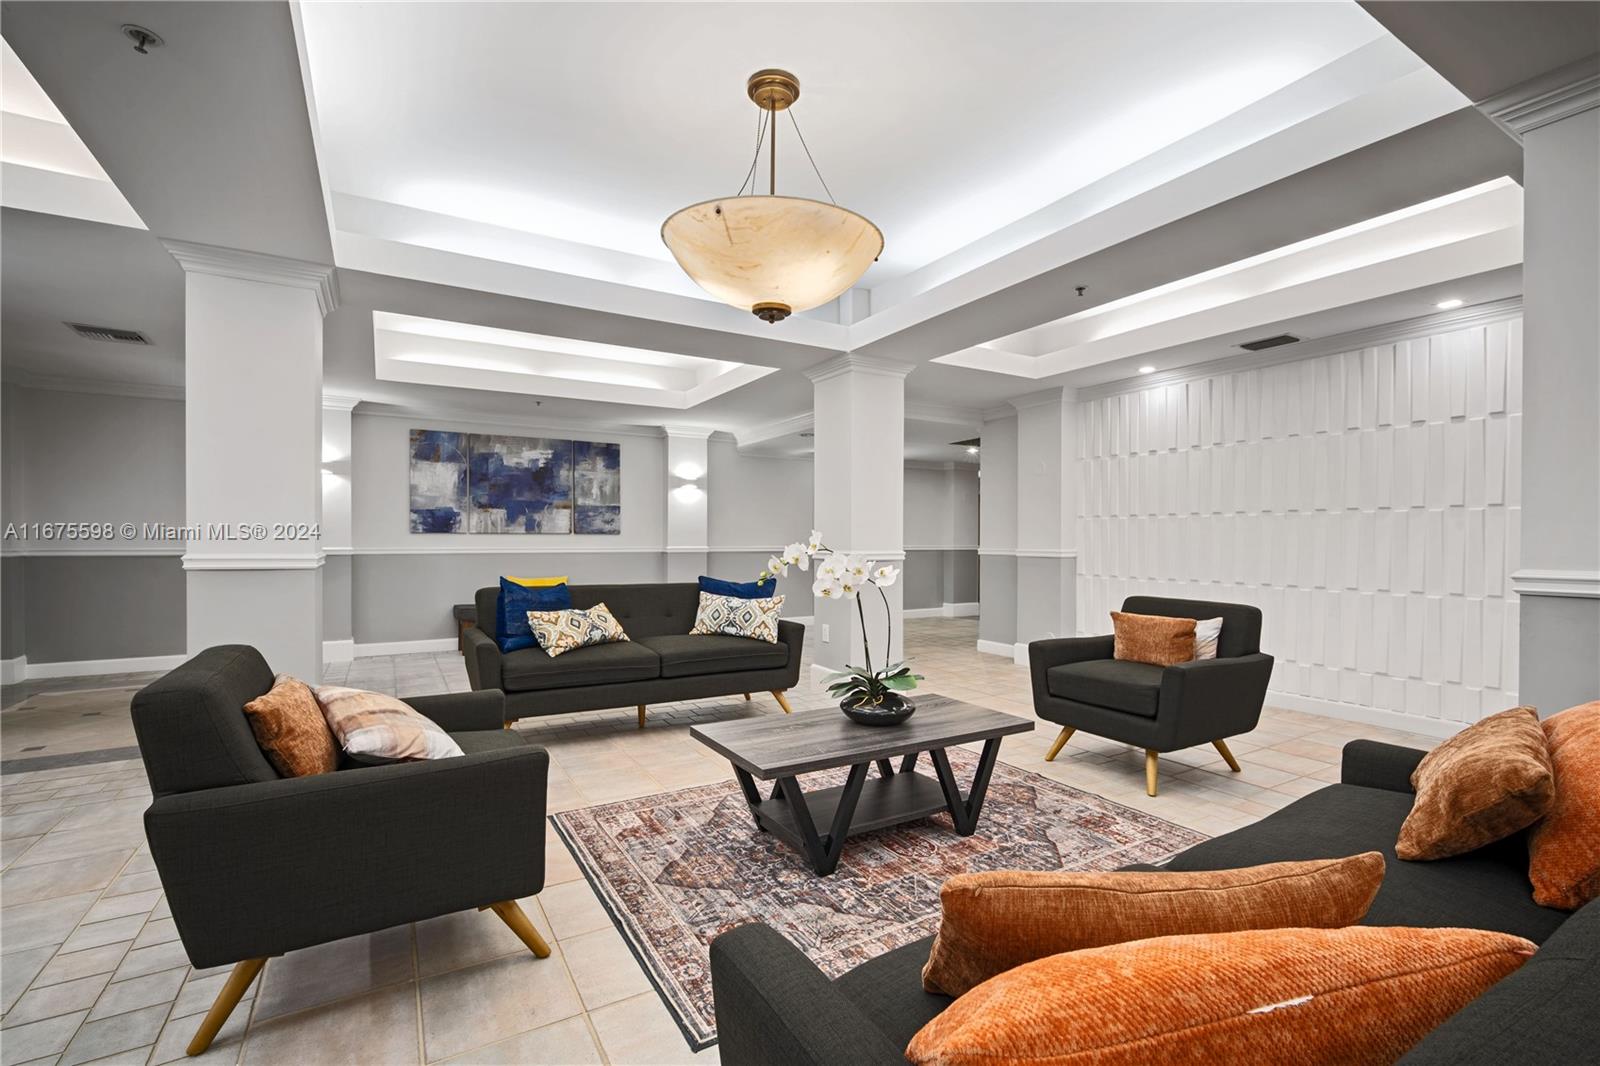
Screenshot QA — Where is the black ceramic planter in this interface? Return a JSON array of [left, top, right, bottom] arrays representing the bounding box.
[[840, 692, 916, 726]]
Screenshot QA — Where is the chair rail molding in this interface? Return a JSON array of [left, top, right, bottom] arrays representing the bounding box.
[[1510, 569, 1600, 599]]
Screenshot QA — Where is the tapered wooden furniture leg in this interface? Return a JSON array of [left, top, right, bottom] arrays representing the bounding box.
[[1213, 739, 1242, 773], [637, 705, 646, 728], [1145, 750, 1159, 797], [770, 690, 793, 714], [744, 692, 752, 701], [186, 957, 266, 1056], [1044, 727, 1075, 762], [485, 900, 552, 958]]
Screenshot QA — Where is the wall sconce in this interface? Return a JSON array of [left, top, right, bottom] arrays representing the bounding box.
[[672, 461, 704, 481], [672, 483, 705, 503], [671, 460, 705, 503]]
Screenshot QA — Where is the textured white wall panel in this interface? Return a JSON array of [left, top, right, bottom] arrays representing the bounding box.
[[1075, 317, 1522, 730]]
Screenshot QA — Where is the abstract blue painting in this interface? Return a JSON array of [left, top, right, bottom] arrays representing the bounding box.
[[408, 429, 469, 533], [573, 440, 622, 534], [467, 435, 573, 533]]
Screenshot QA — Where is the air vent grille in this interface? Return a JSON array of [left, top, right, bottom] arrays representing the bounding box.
[[951, 437, 981, 448], [1238, 333, 1299, 352], [66, 322, 150, 345]]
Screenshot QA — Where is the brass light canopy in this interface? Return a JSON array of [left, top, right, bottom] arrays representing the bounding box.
[[661, 69, 883, 324]]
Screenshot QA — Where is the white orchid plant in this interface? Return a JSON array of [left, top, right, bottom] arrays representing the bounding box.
[[759, 531, 923, 709]]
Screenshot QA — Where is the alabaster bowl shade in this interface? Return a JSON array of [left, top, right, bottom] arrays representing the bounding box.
[[661, 195, 883, 316]]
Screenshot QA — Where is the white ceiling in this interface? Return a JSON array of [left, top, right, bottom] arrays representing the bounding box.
[[298, 2, 1388, 283]]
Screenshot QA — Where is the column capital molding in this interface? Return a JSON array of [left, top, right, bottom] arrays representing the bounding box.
[[661, 425, 716, 441], [1478, 55, 1600, 139], [163, 239, 339, 316], [1007, 386, 1074, 412], [804, 353, 915, 384], [321, 394, 362, 412]]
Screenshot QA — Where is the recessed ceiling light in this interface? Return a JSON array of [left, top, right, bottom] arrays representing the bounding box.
[[1138, 365, 1156, 374], [1436, 298, 1464, 310], [966, 446, 980, 455]]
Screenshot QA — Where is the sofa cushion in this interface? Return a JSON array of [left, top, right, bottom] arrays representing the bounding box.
[[500, 641, 660, 692], [1046, 659, 1164, 717], [1163, 783, 1569, 944], [637, 634, 789, 678], [1399, 898, 1600, 1064], [833, 937, 948, 1051]]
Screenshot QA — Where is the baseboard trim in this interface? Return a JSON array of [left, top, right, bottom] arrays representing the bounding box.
[[942, 602, 980, 618], [23, 653, 188, 680], [1265, 689, 1464, 740], [903, 607, 945, 619], [353, 638, 458, 657], [975, 639, 1015, 658], [0, 656, 26, 685], [323, 639, 356, 663], [1013, 642, 1031, 666]]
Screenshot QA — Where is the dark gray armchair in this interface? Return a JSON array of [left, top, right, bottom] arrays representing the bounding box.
[[130, 645, 551, 1056], [1028, 596, 1273, 796]]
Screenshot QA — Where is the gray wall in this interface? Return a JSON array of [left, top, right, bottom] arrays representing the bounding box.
[[979, 554, 1018, 645], [904, 549, 980, 611], [24, 555, 185, 663], [2, 555, 24, 660], [323, 553, 352, 642]]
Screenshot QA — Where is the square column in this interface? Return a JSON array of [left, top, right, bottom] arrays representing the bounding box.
[[1009, 388, 1079, 661], [1508, 101, 1600, 712], [321, 395, 359, 664], [664, 428, 711, 583], [167, 241, 336, 681], [806, 355, 913, 678]]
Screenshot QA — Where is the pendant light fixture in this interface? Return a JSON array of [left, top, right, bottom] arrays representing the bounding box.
[[661, 70, 883, 324]]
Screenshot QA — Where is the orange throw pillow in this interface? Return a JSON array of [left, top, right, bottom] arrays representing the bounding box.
[[1396, 706, 1554, 861], [921, 853, 1385, 996], [1110, 611, 1196, 667], [242, 674, 338, 778], [1528, 701, 1600, 909], [906, 927, 1534, 1066]]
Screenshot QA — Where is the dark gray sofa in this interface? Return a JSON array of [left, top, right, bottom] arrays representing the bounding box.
[[465, 582, 804, 725], [710, 739, 1593, 1065], [131, 645, 553, 1055]]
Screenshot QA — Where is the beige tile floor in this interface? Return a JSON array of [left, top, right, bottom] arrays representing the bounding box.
[[0, 618, 1440, 1065]]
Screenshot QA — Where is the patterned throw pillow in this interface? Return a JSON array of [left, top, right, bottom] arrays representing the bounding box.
[[312, 686, 464, 764], [526, 603, 631, 658], [243, 674, 339, 777], [690, 591, 784, 643], [1193, 616, 1224, 659]]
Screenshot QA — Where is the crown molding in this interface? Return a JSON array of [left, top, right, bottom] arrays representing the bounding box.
[[1510, 569, 1600, 599], [661, 426, 716, 441], [355, 403, 669, 441], [1008, 386, 1073, 412], [734, 410, 814, 450], [2, 370, 183, 402], [321, 393, 362, 412], [981, 405, 1018, 422], [162, 239, 339, 315], [1075, 296, 1524, 401], [904, 400, 984, 427], [804, 352, 916, 384], [1478, 55, 1600, 139]]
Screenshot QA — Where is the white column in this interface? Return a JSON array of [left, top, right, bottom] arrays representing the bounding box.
[[1010, 388, 1078, 662], [664, 428, 711, 583], [977, 411, 1019, 655], [168, 241, 335, 681], [320, 395, 358, 663], [806, 354, 912, 680], [1505, 99, 1600, 712]]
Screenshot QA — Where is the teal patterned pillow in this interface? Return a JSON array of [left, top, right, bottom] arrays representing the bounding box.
[[689, 592, 784, 643], [525, 603, 630, 658]]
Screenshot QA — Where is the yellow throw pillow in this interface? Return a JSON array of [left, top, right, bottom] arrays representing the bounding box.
[[504, 575, 568, 588], [526, 603, 630, 657], [921, 853, 1385, 997]]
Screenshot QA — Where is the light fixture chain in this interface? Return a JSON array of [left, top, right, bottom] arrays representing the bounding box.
[[787, 109, 836, 205], [737, 106, 769, 197]]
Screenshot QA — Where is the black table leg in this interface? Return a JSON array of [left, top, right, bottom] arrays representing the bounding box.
[[875, 759, 895, 778], [732, 766, 768, 831], [776, 763, 869, 876], [900, 751, 918, 774], [929, 740, 1002, 836]]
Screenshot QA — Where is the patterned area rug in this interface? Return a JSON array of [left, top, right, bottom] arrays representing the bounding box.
[[551, 718, 1208, 1050]]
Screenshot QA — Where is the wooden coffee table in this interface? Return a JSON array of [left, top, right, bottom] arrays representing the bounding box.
[[690, 699, 1033, 875]]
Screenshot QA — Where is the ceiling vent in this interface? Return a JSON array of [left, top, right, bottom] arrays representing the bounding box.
[[66, 322, 150, 345], [950, 437, 981, 448], [1238, 333, 1299, 352]]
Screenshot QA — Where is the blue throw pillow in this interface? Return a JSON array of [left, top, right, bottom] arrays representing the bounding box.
[[496, 577, 572, 653], [699, 575, 776, 600]]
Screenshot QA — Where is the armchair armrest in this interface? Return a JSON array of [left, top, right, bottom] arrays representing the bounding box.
[[1341, 740, 1426, 793], [711, 923, 904, 1066], [463, 626, 503, 692], [1028, 635, 1114, 705], [1157, 653, 1274, 747], [145, 744, 548, 968], [777, 619, 806, 664], [405, 689, 506, 732]]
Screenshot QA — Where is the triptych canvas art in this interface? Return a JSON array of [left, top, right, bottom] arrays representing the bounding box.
[[408, 429, 621, 534]]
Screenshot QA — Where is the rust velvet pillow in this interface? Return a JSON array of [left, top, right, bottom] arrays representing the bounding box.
[[242, 674, 339, 778], [1396, 706, 1554, 861], [906, 926, 1534, 1066], [1110, 611, 1196, 667], [1528, 700, 1600, 909], [920, 853, 1384, 996]]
